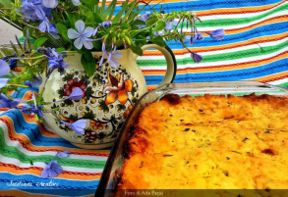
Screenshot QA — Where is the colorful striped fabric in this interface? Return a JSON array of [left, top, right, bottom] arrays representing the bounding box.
[[0, 0, 287, 196]]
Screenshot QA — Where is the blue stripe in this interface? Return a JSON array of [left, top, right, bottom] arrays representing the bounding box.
[[0, 110, 77, 148], [115, 0, 281, 12], [12, 88, 29, 99], [145, 58, 288, 84], [0, 173, 97, 196], [165, 22, 288, 49]]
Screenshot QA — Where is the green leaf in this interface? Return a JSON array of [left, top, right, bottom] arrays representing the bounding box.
[[151, 36, 165, 47], [106, 0, 117, 20], [146, 15, 158, 26], [56, 23, 69, 41], [132, 20, 145, 27], [34, 37, 48, 48], [113, 0, 129, 23], [56, 47, 65, 52], [81, 51, 97, 77], [154, 21, 166, 31], [130, 45, 143, 56]]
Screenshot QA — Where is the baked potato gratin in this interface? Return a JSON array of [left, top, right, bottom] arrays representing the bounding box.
[[119, 94, 288, 189]]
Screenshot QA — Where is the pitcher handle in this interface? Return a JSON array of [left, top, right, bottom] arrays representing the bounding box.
[[141, 44, 177, 85]]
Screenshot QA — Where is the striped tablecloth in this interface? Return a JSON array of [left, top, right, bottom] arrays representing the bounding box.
[[0, 0, 287, 196]]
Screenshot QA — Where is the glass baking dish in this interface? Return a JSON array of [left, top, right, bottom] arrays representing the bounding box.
[[95, 81, 288, 196]]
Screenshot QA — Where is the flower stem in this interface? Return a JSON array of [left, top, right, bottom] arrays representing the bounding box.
[[7, 83, 29, 88]]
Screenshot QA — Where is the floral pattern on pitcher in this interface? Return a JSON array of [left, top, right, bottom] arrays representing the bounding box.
[[49, 64, 139, 144]]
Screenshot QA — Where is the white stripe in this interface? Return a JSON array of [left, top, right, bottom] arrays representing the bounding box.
[[269, 78, 288, 85], [0, 121, 107, 161], [192, 10, 288, 31], [140, 43, 288, 69], [142, 34, 288, 58], [0, 153, 103, 173], [198, 1, 288, 20]]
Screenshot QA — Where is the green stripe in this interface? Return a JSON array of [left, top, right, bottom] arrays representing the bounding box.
[[278, 82, 288, 88], [0, 127, 106, 169], [138, 40, 288, 66], [194, 3, 288, 27]]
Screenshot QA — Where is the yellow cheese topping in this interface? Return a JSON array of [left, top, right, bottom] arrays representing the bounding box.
[[119, 94, 288, 189]]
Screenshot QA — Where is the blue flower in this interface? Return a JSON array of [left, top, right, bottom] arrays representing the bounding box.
[[39, 48, 68, 77], [42, 0, 58, 8], [72, 0, 81, 6], [21, 104, 44, 118], [41, 160, 63, 178], [24, 76, 42, 91], [68, 20, 95, 50], [101, 20, 112, 28], [0, 59, 11, 77], [63, 119, 88, 135], [191, 52, 202, 63], [56, 151, 70, 158], [0, 93, 19, 108], [67, 87, 84, 100], [2, 55, 17, 70], [20, 0, 46, 22], [139, 12, 150, 21], [38, 18, 58, 35], [0, 78, 9, 89], [107, 50, 122, 68], [192, 33, 203, 42], [20, 0, 57, 34], [99, 42, 107, 66], [208, 29, 225, 41]]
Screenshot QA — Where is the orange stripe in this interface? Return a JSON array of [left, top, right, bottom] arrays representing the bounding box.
[[142, 51, 288, 74], [196, 0, 285, 16], [226, 15, 288, 34], [143, 31, 288, 56], [0, 116, 110, 156], [0, 162, 101, 180], [20, 113, 59, 137], [22, 91, 33, 101], [257, 72, 288, 82]]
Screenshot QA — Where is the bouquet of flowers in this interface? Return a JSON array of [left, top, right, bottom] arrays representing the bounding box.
[[0, 0, 224, 119]]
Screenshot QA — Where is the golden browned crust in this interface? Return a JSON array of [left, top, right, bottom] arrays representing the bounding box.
[[119, 94, 288, 189]]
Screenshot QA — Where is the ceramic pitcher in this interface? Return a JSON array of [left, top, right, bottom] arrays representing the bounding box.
[[40, 44, 176, 149]]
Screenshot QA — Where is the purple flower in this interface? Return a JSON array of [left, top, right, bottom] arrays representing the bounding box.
[[101, 20, 112, 28], [72, 0, 80, 6], [191, 52, 202, 63], [0, 93, 19, 108], [21, 104, 44, 117], [165, 20, 177, 31], [68, 20, 95, 50], [41, 160, 63, 178], [39, 48, 68, 77], [0, 78, 9, 88], [107, 50, 122, 68], [99, 42, 107, 66], [42, 0, 58, 8], [20, 0, 46, 22], [208, 29, 225, 41], [139, 12, 150, 21], [56, 151, 70, 158], [24, 76, 42, 91], [0, 59, 11, 77], [67, 87, 84, 100], [38, 18, 58, 34], [2, 55, 17, 70], [63, 119, 88, 135], [20, 0, 56, 34], [192, 33, 203, 42]]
